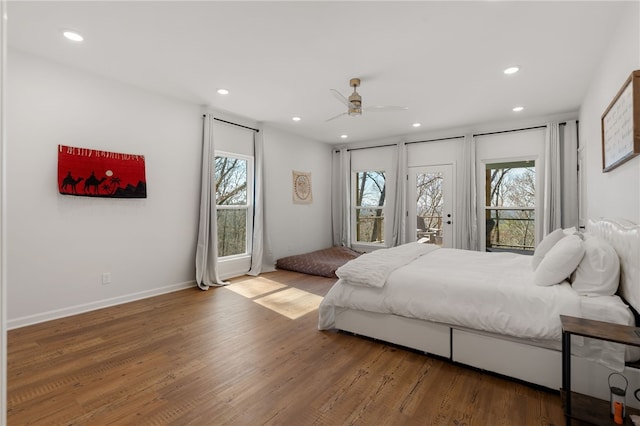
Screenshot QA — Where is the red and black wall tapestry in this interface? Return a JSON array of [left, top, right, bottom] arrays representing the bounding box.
[[58, 145, 147, 198]]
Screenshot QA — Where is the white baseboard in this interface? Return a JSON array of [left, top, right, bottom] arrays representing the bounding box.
[[7, 280, 196, 330]]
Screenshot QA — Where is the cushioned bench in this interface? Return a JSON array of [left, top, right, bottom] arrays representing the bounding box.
[[276, 246, 361, 278]]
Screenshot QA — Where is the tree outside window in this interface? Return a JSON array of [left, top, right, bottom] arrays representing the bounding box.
[[485, 161, 535, 252], [416, 172, 444, 232], [354, 171, 386, 244], [215, 154, 252, 257]]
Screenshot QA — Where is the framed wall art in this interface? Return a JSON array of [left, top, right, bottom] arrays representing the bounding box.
[[292, 170, 312, 204], [58, 145, 147, 198], [601, 70, 640, 172]]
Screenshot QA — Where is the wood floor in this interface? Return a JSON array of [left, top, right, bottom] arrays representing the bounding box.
[[7, 270, 565, 425]]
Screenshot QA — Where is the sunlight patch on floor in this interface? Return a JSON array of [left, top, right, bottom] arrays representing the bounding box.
[[254, 287, 323, 320], [224, 277, 323, 319], [226, 277, 287, 298]]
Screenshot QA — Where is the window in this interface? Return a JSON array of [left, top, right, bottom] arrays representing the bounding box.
[[215, 152, 253, 258], [485, 161, 535, 253], [354, 171, 386, 244]]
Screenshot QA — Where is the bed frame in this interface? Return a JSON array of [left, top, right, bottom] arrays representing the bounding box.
[[333, 218, 640, 406]]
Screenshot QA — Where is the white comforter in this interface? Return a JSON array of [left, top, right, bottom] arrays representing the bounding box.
[[321, 246, 579, 340]]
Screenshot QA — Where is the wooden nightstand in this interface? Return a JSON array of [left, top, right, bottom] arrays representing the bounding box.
[[561, 315, 640, 425]]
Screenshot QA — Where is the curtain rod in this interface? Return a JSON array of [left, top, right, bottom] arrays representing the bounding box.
[[346, 143, 397, 152], [472, 121, 575, 137], [331, 120, 578, 153], [406, 135, 465, 145], [334, 136, 465, 153], [202, 115, 260, 133], [333, 143, 397, 153], [473, 125, 546, 137]]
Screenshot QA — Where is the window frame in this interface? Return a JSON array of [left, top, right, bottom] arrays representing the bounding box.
[[351, 169, 387, 247], [484, 159, 536, 253], [215, 150, 254, 261]]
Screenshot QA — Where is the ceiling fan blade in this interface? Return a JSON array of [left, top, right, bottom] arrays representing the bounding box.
[[330, 89, 354, 108], [325, 112, 347, 122], [363, 105, 409, 112]]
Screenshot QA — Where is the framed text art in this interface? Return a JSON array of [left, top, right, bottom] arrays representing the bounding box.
[[601, 70, 640, 172], [292, 170, 312, 204], [58, 145, 147, 198]]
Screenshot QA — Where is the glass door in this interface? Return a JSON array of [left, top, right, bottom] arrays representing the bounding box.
[[408, 165, 453, 247]]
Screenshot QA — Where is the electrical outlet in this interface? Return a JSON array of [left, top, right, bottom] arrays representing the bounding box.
[[102, 272, 112, 285]]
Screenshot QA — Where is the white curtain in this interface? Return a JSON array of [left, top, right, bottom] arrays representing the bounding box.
[[248, 130, 273, 275], [561, 120, 579, 229], [455, 134, 478, 250], [331, 148, 351, 247], [543, 122, 562, 236], [195, 115, 227, 289], [391, 142, 407, 247]]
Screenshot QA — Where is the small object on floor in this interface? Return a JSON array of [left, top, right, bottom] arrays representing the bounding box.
[[614, 401, 623, 424], [631, 414, 640, 426]]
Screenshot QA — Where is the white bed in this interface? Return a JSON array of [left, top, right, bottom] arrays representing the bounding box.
[[318, 218, 640, 405]]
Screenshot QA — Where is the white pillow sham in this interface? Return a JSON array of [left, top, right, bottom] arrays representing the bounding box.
[[571, 234, 620, 296], [534, 234, 585, 287], [532, 228, 566, 271]]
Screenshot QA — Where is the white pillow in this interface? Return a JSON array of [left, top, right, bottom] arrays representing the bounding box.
[[532, 228, 566, 271], [563, 227, 578, 235], [563, 227, 584, 238], [571, 235, 620, 296], [534, 235, 585, 286]]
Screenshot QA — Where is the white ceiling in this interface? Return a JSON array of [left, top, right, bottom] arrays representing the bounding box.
[[7, 1, 629, 144]]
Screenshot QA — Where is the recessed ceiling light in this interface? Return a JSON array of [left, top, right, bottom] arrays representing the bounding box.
[[512, 106, 524, 112], [504, 66, 519, 75], [340, 134, 348, 139], [63, 31, 83, 42], [292, 116, 301, 122], [412, 123, 421, 128], [217, 89, 229, 95]]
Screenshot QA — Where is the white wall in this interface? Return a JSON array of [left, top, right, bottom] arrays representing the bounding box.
[[7, 50, 334, 327], [262, 125, 332, 260], [580, 1, 640, 224], [7, 50, 204, 327]]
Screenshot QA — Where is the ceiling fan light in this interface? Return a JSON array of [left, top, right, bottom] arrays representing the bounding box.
[[63, 31, 83, 42], [348, 92, 362, 116]]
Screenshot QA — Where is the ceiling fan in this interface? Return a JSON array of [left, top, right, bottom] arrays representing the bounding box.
[[326, 78, 408, 122]]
